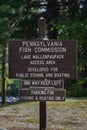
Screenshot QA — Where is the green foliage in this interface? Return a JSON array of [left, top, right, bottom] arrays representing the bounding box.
[[7, 79, 21, 96], [53, 16, 87, 97], [56, 18, 87, 66], [0, 0, 40, 97], [68, 78, 87, 97], [0, 18, 9, 45]]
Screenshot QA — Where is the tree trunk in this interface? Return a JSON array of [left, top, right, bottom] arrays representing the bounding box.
[[46, 0, 59, 39], [68, 0, 80, 18], [2, 48, 6, 104]]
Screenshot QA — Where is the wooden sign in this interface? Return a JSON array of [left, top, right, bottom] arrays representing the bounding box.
[[21, 80, 64, 89], [9, 40, 77, 79], [19, 89, 66, 101]]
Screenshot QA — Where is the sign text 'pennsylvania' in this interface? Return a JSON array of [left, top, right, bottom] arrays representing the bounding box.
[[9, 40, 77, 79]]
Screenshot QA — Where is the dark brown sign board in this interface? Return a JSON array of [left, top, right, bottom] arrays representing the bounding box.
[[19, 89, 66, 101], [21, 80, 64, 89], [8, 40, 77, 79]]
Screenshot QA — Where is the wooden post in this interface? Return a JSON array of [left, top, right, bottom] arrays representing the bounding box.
[[38, 17, 46, 39], [38, 17, 47, 130]]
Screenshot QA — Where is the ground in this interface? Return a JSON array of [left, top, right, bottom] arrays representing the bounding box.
[[0, 99, 87, 130]]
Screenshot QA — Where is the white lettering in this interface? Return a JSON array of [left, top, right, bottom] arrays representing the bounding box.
[[32, 54, 64, 59], [35, 47, 66, 53], [50, 67, 58, 72], [46, 60, 56, 65], [45, 73, 53, 78], [16, 73, 29, 78], [30, 73, 44, 78], [54, 73, 70, 78], [30, 60, 44, 65], [27, 67, 49, 72], [31, 90, 46, 95], [21, 55, 31, 59], [20, 96, 34, 100], [19, 47, 31, 53], [22, 41, 63, 47], [23, 80, 30, 85]]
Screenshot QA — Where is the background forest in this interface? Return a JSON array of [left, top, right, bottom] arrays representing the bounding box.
[[0, 0, 87, 102]]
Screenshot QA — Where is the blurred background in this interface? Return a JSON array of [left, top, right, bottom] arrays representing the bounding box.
[[0, 0, 87, 104]]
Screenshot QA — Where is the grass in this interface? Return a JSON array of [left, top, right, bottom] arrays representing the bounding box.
[[0, 99, 87, 130], [22, 117, 39, 123]]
